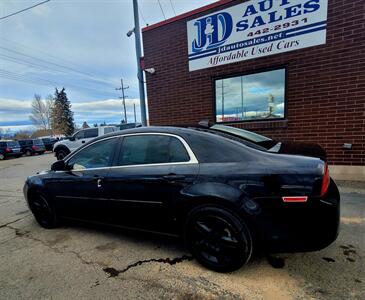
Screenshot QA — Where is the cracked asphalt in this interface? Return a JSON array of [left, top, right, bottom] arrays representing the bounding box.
[[0, 154, 364, 299]]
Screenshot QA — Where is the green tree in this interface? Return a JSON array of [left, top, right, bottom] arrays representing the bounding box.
[[51, 88, 74, 135]]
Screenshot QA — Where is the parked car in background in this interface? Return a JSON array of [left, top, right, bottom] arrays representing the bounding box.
[[24, 126, 339, 272], [0, 140, 22, 160], [41, 137, 58, 151], [53, 126, 118, 160], [18, 139, 46, 156], [191, 121, 327, 161]]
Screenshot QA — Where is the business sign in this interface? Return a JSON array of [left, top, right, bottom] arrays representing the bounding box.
[[187, 0, 328, 71]]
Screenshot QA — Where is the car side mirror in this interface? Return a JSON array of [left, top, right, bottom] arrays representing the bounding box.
[[51, 160, 66, 171], [69, 136, 75, 141]]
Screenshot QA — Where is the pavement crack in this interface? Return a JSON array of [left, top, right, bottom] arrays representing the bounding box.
[[0, 215, 30, 229], [103, 255, 193, 277], [4, 224, 106, 270]]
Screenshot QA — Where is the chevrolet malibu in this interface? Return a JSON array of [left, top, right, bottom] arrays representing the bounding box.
[[24, 127, 340, 272]]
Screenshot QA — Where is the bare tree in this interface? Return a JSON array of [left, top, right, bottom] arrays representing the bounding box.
[[29, 94, 53, 130], [45, 94, 54, 130]]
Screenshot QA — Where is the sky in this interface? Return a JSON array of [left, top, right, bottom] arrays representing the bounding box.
[[0, 0, 216, 133]]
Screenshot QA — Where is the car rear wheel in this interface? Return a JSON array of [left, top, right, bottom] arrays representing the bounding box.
[[25, 150, 32, 156], [56, 150, 67, 160], [0, 153, 5, 160], [184, 206, 253, 272], [29, 194, 58, 229]]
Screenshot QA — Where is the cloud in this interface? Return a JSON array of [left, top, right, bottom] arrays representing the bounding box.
[[0, 96, 141, 131]]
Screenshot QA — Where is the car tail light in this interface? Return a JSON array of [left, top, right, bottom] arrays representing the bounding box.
[[32, 145, 37, 150], [5, 148, 11, 152], [321, 163, 330, 197], [282, 196, 308, 203]]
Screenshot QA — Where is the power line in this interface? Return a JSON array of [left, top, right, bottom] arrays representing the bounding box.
[[138, 6, 148, 26], [0, 0, 51, 21], [0, 53, 114, 89], [0, 36, 114, 81], [0, 69, 117, 97], [157, 0, 166, 20], [169, 0, 176, 16], [0, 46, 115, 88]]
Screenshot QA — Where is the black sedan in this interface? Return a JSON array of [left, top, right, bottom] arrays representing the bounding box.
[[24, 127, 340, 272]]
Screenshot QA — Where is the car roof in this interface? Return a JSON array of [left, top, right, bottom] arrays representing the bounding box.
[[94, 126, 202, 140]]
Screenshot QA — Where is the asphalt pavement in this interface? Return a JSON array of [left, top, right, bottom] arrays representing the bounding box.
[[0, 154, 364, 299]]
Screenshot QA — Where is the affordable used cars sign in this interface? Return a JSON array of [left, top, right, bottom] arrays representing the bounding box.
[[187, 0, 328, 71]]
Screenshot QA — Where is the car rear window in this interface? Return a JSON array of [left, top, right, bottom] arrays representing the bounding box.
[[117, 135, 190, 166]]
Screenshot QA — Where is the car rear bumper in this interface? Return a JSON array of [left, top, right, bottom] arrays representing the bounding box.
[[248, 179, 340, 253]]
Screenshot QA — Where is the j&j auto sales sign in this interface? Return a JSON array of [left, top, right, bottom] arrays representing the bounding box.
[[187, 0, 328, 71]]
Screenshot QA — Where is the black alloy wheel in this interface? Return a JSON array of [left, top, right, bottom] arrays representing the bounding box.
[[30, 195, 57, 229], [184, 206, 252, 273]]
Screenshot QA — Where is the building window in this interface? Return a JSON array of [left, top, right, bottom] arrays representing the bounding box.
[[215, 68, 286, 123]]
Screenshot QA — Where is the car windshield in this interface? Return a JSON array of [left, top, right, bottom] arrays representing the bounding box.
[[210, 124, 272, 143], [7, 141, 20, 147]]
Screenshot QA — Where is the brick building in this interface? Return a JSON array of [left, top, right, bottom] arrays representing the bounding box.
[[142, 0, 365, 180]]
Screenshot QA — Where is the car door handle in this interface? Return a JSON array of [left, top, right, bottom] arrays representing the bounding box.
[[93, 176, 104, 188], [163, 174, 185, 181], [82, 140, 86, 144]]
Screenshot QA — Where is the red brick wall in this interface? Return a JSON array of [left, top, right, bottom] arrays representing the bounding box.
[[143, 0, 365, 166]]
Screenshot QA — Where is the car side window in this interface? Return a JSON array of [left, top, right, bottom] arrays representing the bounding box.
[[169, 137, 190, 162], [104, 127, 114, 134], [85, 128, 98, 138], [67, 138, 117, 170], [74, 130, 85, 140], [117, 135, 190, 166]]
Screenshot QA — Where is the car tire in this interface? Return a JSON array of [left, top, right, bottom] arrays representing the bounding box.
[[0, 153, 5, 160], [56, 150, 68, 160], [25, 150, 32, 156], [29, 194, 58, 229], [184, 206, 253, 273]]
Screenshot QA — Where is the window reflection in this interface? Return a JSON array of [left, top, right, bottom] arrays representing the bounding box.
[[215, 69, 286, 122]]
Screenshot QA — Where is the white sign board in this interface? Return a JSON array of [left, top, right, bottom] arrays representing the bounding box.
[[187, 0, 328, 71]]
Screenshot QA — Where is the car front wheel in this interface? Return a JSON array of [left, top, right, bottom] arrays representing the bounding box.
[[184, 206, 253, 273], [29, 194, 58, 229], [0, 153, 5, 160]]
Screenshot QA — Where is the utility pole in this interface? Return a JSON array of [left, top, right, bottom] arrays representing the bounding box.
[[116, 78, 129, 123], [216, 80, 228, 122], [132, 0, 147, 126], [133, 103, 137, 123]]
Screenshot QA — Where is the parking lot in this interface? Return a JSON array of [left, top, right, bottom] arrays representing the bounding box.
[[0, 153, 364, 299]]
